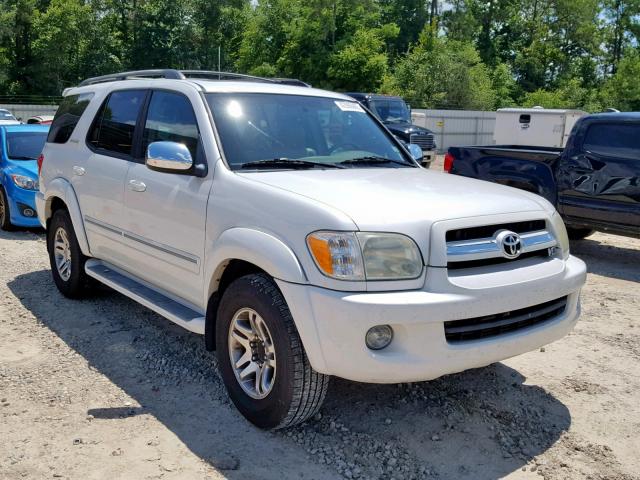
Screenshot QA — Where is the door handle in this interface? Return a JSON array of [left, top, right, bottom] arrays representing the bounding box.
[[128, 179, 147, 192], [73, 166, 86, 176]]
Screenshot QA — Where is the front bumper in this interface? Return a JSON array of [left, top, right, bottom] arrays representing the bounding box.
[[419, 150, 436, 168], [277, 255, 586, 383], [35, 191, 46, 228], [5, 184, 40, 227]]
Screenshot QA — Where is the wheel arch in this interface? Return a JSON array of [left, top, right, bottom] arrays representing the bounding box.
[[42, 178, 91, 256]]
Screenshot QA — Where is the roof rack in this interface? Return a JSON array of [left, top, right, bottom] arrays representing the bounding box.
[[78, 69, 309, 87]]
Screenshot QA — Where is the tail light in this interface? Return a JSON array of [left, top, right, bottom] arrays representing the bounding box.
[[37, 154, 44, 176], [443, 152, 455, 172]]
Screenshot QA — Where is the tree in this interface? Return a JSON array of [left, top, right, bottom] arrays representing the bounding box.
[[603, 49, 640, 110], [328, 26, 396, 91], [491, 63, 516, 108], [602, 0, 640, 73], [384, 34, 495, 109]]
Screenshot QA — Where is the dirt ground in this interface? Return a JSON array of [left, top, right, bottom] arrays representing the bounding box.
[[1, 182, 639, 479]]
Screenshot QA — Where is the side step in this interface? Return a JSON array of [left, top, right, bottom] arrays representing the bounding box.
[[85, 259, 205, 334]]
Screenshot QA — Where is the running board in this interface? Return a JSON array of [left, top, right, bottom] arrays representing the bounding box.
[[85, 259, 205, 334]]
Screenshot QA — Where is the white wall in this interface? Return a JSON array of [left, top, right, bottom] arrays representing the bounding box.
[[412, 109, 496, 152], [0, 104, 58, 121]]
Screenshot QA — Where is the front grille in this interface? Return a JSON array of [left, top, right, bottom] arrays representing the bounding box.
[[445, 219, 554, 269], [444, 296, 567, 343], [446, 220, 546, 243], [410, 133, 435, 150]]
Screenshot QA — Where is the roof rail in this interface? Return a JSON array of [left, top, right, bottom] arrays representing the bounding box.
[[78, 69, 185, 86], [78, 69, 305, 87], [180, 70, 277, 83]]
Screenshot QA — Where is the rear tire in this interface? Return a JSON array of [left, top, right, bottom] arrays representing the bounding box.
[[47, 209, 93, 298], [0, 187, 15, 231], [567, 226, 595, 240], [216, 273, 329, 429]]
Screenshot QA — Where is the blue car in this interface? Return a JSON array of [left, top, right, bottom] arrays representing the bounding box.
[[0, 125, 49, 230]]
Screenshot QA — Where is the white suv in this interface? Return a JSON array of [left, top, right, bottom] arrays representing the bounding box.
[[37, 70, 587, 429]]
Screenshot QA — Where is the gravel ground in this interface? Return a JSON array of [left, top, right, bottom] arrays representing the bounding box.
[[1, 219, 639, 479]]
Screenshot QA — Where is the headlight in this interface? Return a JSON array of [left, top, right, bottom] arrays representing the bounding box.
[[550, 211, 569, 259], [11, 174, 39, 190], [307, 231, 423, 281], [306, 231, 365, 280]]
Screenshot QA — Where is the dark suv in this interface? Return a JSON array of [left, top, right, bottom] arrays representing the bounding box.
[[347, 93, 436, 167]]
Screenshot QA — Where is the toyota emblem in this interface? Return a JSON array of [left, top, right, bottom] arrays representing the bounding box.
[[496, 230, 523, 259]]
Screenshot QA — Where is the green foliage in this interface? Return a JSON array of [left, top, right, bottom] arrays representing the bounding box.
[[603, 49, 640, 110], [328, 26, 395, 91], [523, 79, 606, 112], [383, 36, 495, 110], [0, 0, 638, 113]]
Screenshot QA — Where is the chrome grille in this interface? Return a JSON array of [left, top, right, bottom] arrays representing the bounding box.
[[446, 220, 556, 269], [444, 296, 568, 343], [410, 133, 435, 150]]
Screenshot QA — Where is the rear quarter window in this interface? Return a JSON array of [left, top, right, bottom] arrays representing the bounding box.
[[582, 123, 640, 160], [47, 93, 94, 144]]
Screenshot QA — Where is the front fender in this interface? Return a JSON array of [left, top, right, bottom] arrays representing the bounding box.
[[204, 228, 332, 372], [40, 178, 91, 256], [205, 227, 307, 301]]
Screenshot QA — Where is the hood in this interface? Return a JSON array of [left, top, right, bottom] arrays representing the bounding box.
[[5, 160, 38, 177], [239, 168, 551, 232], [384, 122, 432, 138]]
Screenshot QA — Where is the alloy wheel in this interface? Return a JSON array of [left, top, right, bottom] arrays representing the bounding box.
[[228, 308, 277, 399], [53, 227, 72, 281]]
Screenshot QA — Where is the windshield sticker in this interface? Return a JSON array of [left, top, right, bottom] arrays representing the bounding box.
[[335, 101, 365, 113]]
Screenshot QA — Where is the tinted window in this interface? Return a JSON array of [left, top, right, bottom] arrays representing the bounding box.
[[369, 99, 410, 123], [88, 90, 146, 156], [142, 91, 199, 159], [6, 131, 48, 160], [583, 123, 640, 160], [47, 93, 94, 143], [206, 93, 409, 169]]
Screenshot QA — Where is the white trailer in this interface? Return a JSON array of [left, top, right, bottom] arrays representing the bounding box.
[[493, 108, 587, 148]]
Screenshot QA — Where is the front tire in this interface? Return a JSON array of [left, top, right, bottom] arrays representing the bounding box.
[[216, 273, 329, 429], [47, 209, 93, 298], [0, 187, 15, 231]]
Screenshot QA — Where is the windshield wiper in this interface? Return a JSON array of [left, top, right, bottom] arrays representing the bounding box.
[[241, 158, 345, 170], [339, 156, 411, 167]]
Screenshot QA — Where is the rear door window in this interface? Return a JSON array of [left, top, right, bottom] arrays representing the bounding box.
[[88, 90, 146, 157], [47, 93, 94, 144], [141, 91, 199, 160], [583, 123, 640, 160]]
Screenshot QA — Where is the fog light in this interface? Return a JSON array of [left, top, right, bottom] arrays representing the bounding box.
[[365, 325, 393, 350], [17, 203, 35, 217]]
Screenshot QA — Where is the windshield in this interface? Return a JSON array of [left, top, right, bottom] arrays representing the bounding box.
[[0, 110, 17, 121], [205, 93, 413, 170], [369, 99, 410, 123], [6, 131, 47, 160]]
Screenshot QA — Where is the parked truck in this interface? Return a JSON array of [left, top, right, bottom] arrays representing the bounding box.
[[446, 112, 640, 239], [346, 92, 437, 167]]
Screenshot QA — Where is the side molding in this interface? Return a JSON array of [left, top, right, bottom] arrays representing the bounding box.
[[43, 178, 91, 256]]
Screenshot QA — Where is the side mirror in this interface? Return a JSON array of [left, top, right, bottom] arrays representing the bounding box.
[[146, 141, 193, 173], [408, 143, 423, 162]]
